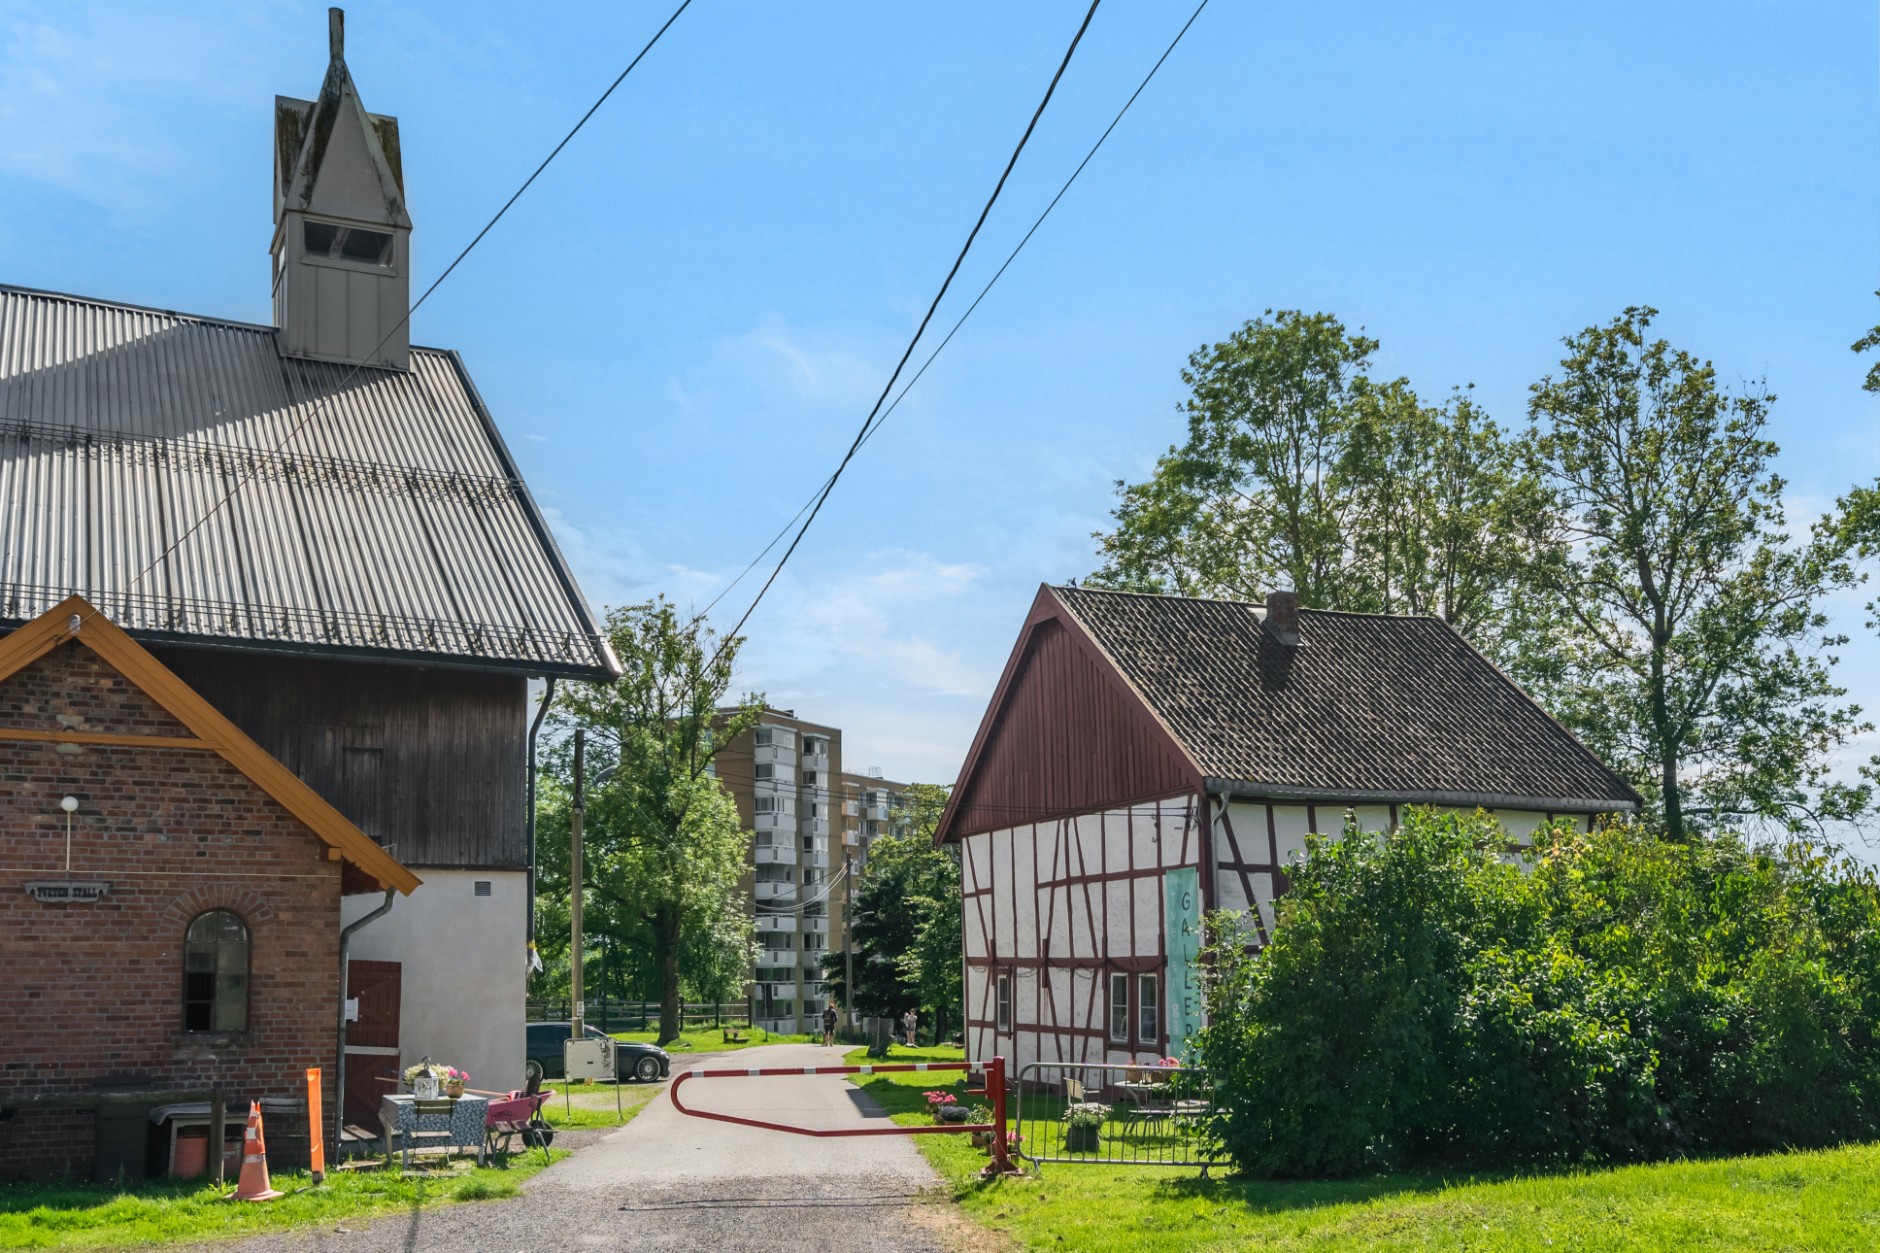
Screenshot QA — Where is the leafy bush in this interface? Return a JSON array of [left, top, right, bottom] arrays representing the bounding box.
[[1197, 809, 1880, 1177]]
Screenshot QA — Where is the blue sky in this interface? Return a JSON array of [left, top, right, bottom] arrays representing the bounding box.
[[2, 1, 1876, 828]]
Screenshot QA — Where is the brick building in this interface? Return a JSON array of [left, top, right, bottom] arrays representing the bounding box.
[[0, 598, 415, 1180], [0, 12, 617, 1168]]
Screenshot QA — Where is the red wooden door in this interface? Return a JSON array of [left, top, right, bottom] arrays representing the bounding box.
[[347, 961, 401, 1047], [344, 960, 401, 1129]]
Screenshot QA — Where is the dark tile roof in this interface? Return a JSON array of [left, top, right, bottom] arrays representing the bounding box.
[[1052, 586, 1640, 811]]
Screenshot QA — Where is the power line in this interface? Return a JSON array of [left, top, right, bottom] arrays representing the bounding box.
[[699, 0, 1209, 628], [711, 0, 1105, 653], [89, 0, 698, 625]]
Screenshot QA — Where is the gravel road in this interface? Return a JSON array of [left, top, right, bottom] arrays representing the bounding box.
[[214, 1043, 962, 1253]]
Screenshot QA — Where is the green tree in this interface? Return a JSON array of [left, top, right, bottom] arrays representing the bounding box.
[[541, 598, 762, 1044], [822, 784, 960, 1040], [1091, 311, 1545, 654], [1524, 307, 1872, 839], [1198, 809, 1880, 1178]]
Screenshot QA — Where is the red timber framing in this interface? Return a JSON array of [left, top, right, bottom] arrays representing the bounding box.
[[958, 799, 1202, 1072], [939, 586, 1211, 1074]]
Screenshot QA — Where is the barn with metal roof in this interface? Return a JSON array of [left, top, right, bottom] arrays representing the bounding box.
[[0, 8, 617, 1150]]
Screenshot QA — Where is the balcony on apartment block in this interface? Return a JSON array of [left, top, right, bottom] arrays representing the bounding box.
[[755, 841, 798, 867], [753, 739, 797, 767]]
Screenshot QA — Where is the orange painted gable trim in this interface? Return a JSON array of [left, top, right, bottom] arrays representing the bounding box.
[[0, 596, 420, 895]]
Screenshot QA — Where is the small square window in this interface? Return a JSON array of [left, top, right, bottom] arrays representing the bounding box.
[[474, 881, 492, 897]]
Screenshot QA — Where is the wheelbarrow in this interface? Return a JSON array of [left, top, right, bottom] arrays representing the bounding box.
[[484, 1088, 556, 1163]]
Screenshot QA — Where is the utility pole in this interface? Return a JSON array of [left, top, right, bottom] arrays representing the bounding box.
[[570, 729, 586, 1042], [844, 855, 855, 1030]]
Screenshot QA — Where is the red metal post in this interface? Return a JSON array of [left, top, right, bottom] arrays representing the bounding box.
[[983, 1054, 1018, 1175]]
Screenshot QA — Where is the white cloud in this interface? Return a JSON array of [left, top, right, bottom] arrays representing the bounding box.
[[542, 500, 1007, 782]]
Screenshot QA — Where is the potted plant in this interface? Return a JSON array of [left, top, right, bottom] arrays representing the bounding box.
[[403, 1060, 466, 1098], [1061, 1102, 1109, 1152], [922, 1090, 954, 1123], [966, 1106, 993, 1149], [403, 1059, 439, 1099]]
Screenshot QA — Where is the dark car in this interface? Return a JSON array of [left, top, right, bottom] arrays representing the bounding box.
[[525, 1022, 671, 1084]]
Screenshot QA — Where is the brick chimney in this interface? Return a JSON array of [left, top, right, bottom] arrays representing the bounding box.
[[1264, 588, 1300, 646]]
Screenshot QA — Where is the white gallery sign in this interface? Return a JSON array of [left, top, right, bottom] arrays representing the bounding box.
[[25, 880, 111, 903]]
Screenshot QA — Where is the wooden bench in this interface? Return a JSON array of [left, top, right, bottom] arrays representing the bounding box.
[[722, 1027, 748, 1043]]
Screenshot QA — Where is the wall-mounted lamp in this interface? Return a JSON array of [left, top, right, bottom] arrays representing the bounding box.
[[59, 796, 78, 872]]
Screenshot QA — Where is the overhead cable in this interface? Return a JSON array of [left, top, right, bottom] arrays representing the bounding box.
[[93, 0, 699, 622], [710, 0, 1105, 650], [699, 0, 1209, 624]]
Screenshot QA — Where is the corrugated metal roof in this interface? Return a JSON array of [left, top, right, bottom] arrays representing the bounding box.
[[0, 285, 617, 678]]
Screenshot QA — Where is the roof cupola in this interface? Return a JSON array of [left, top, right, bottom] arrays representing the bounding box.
[[271, 7, 412, 370]]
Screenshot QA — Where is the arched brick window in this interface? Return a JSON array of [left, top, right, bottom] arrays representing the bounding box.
[[184, 910, 250, 1031]]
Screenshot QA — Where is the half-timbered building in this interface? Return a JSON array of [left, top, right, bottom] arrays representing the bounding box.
[[0, 9, 617, 1146], [935, 585, 1640, 1076]]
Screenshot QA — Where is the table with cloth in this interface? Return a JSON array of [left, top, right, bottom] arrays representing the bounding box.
[[379, 1093, 488, 1166]]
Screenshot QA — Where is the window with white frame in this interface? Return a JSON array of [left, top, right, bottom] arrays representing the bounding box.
[[1138, 973, 1160, 1045], [996, 973, 1012, 1032], [1109, 973, 1130, 1043]]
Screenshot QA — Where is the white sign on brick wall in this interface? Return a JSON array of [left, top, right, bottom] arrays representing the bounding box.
[[25, 880, 110, 903]]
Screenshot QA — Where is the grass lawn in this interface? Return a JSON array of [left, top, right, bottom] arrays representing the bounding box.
[[541, 1078, 663, 1130], [847, 1046, 1880, 1252], [607, 1028, 821, 1054], [0, 1151, 564, 1251], [0, 1076, 666, 1249]]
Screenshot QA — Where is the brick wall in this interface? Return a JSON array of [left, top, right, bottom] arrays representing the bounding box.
[[0, 643, 342, 1180]]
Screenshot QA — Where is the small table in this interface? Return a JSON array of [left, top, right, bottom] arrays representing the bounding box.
[[150, 1098, 298, 1178], [379, 1093, 488, 1167]]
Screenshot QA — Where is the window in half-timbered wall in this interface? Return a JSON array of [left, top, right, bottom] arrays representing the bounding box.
[[996, 974, 1012, 1032], [1138, 973, 1160, 1046], [1109, 973, 1130, 1043]]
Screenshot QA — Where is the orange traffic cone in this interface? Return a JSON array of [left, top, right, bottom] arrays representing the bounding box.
[[231, 1101, 283, 1201]]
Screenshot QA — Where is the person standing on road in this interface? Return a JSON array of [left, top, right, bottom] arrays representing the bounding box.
[[822, 1004, 838, 1046], [902, 1007, 917, 1047]]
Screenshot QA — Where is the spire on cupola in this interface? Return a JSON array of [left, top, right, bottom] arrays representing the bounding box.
[[271, 8, 413, 371]]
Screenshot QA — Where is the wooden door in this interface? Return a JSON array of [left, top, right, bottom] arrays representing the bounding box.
[[347, 960, 401, 1047], [344, 960, 401, 1129]]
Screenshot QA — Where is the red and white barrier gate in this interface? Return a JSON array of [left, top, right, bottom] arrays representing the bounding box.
[[668, 1055, 1019, 1175]]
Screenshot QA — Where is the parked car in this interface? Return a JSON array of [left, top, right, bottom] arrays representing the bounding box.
[[525, 1022, 671, 1084]]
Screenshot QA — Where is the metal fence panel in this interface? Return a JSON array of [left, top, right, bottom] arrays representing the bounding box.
[[1014, 1061, 1218, 1172]]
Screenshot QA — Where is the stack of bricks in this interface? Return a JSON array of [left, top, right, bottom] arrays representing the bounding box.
[[0, 643, 342, 1180]]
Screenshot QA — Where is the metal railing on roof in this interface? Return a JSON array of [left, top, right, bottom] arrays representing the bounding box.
[[0, 580, 609, 670]]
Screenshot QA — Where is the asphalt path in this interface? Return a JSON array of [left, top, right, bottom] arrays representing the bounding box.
[[216, 1043, 958, 1253]]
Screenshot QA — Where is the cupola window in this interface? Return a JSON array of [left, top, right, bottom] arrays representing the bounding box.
[[303, 220, 393, 267]]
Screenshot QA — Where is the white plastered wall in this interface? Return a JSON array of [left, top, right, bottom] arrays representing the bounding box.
[[961, 795, 1201, 1079], [341, 868, 527, 1094]]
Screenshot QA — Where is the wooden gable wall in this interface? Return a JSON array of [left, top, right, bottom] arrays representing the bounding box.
[[154, 647, 526, 871], [945, 611, 1200, 840]]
